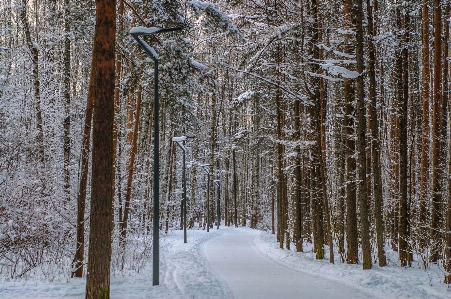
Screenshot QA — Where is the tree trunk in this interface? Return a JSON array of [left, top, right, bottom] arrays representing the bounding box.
[[276, 42, 287, 248], [72, 69, 95, 278], [294, 98, 303, 252], [112, 0, 124, 235], [310, 0, 324, 259], [354, 0, 371, 269], [398, 6, 410, 267], [443, 1, 451, 283], [63, 0, 71, 201], [121, 87, 142, 247], [336, 123, 346, 262], [85, 0, 116, 295], [430, 0, 443, 263], [210, 93, 217, 229], [250, 96, 260, 229], [20, 0, 45, 166], [344, 0, 358, 265], [367, 0, 386, 267], [419, 0, 430, 257]]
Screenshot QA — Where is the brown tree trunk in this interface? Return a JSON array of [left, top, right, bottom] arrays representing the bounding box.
[[250, 95, 259, 229], [72, 70, 94, 278], [271, 159, 275, 234], [336, 123, 346, 262], [63, 0, 71, 201], [275, 42, 287, 248], [294, 98, 303, 252], [112, 0, 125, 230], [430, 0, 443, 263], [443, 1, 451, 283], [210, 93, 217, 229], [419, 0, 430, 257], [344, 0, 358, 265], [20, 0, 45, 166], [85, 0, 116, 295], [310, 0, 325, 259], [354, 0, 371, 269], [225, 156, 230, 226], [367, 0, 386, 267], [121, 87, 142, 247], [317, 0, 333, 263], [398, 6, 411, 267], [276, 92, 285, 248]]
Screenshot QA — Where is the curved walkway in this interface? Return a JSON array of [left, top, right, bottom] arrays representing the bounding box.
[[204, 227, 372, 299]]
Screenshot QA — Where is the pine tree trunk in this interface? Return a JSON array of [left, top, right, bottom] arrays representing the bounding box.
[[367, 0, 386, 267], [344, 0, 358, 265], [398, 6, 411, 267], [354, 0, 371, 270], [419, 0, 430, 258], [210, 93, 216, 229], [275, 42, 287, 248], [63, 0, 71, 201], [72, 70, 94, 278], [317, 0, 333, 262], [251, 96, 259, 229], [112, 0, 125, 235], [85, 0, 116, 294], [310, 0, 324, 259], [276, 92, 284, 248], [430, 0, 443, 263], [443, 1, 451, 283], [336, 123, 346, 262], [121, 87, 142, 248], [294, 98, 303, 252], [20, 0, 45, 166]]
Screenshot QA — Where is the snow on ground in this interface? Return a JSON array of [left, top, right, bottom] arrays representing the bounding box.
[[255, 230, 450, 299], [0, 226, 450, 298], [204, 227, 371, 298], [0, 228, 232, 299]]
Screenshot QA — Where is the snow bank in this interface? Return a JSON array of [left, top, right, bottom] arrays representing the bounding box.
[[254, 230, 450, 299]]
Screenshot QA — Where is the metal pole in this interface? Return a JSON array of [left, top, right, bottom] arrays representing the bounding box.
[[233, 149, 238, 227], [130, 25, 183, 287], [182, 145, 187, 243], [207, 172, 210, 232], [152, 61, 159, 286]]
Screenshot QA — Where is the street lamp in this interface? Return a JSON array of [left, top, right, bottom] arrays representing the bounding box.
[[201, 164, 212, 232], [130, 25, 182, 286], [214, 180, 220, 230], [172, 136, 195, 244]]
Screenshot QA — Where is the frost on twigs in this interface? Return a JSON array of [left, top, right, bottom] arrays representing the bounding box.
[[187, 1, 246, 42], [231, 90, 255, 108]]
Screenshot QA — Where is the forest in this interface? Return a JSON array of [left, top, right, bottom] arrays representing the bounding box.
[[1, 0, 451, 295]]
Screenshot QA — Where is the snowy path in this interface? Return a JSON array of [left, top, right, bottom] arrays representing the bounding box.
[[204, 226, 372, 299], [1, 226, 450, 298]]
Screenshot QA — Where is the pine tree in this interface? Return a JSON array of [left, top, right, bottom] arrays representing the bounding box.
[[85, 0, 116, 295]]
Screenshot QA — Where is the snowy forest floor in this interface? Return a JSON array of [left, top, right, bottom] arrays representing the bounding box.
[[0, 226, 450, 298]]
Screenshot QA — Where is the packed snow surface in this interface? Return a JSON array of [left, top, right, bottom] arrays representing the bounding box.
[[1, 226, 450, 298], [204, 228, 370, 298]]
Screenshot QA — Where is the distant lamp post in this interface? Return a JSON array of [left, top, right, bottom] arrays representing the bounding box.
[[214, 180, 220, 230], [130, 25, 182, 286], [201, 164, 212, 232], [172, 135, 195, 244]]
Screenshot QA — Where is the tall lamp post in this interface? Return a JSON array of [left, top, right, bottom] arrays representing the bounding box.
[[130, 25, 182, 286], [214, 180, 220, 230], [201, 164, 212, 232], [173, 136, 194, 243]]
